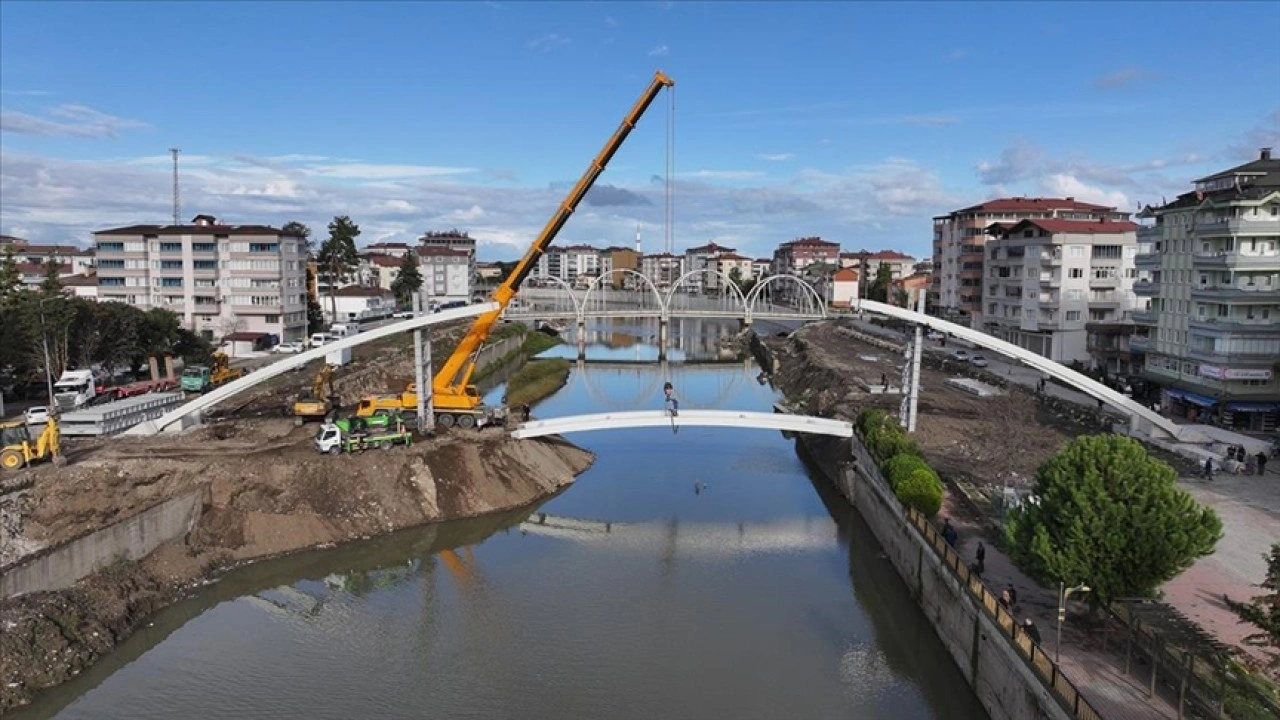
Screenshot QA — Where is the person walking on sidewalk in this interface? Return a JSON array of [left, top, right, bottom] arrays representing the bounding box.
[[1021, 618, 1042, 646], [1257, 451, 1268, 476]]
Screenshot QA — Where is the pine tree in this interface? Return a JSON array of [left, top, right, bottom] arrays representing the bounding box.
[[317, 216, 361, 322], [390, 252, 423, 308], [1226, 543, 1280, 651]]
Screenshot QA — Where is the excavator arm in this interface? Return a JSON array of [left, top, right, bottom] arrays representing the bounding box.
[[433, 70, 675, 399]]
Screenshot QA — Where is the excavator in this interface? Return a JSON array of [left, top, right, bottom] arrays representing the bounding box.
[[356, 70, 675, 430], [0, 417, 63, 472], [292, 364, 337, 426]]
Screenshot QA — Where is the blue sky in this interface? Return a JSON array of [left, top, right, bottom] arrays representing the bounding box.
[[2, 1, 1277, 261]]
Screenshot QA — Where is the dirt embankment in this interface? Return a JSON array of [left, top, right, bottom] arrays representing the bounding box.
[[762, 321, 1097, 490], [0, 419, 592, 712]]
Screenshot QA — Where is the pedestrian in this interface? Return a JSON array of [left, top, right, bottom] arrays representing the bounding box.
[[1204, 457, 1214, 481], [975, 541, 986, 574], [521, 403, 531, 422], [941, 518, 958, 547], [663, 381, 679, 416], [1258, 451, 1268, 476], [999, 588, 1012, 610], [1006, 583, 1018, 607], [880, 372, 888, 389], [1022, 618, 1042, 645]]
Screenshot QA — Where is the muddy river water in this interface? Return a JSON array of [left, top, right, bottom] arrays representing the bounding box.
[[16, 321, 988, 720]]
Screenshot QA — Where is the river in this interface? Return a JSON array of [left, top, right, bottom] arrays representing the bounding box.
[[15, 319, 988, 720]]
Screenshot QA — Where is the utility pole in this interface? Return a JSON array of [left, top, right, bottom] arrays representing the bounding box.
[[169, 147, 181, 225], [898, 288, 925, 432], [412, 288, 434, 434], [37, 298, 56, 408]]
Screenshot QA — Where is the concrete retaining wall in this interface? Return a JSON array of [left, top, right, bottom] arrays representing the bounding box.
[[807, 434, 1071, 720], [474, 334, 525, 377], [0, 486, 207, 599]]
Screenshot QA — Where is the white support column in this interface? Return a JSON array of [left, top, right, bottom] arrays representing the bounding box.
[[906, 289, 926, 433], [412, 289, 433, 433]]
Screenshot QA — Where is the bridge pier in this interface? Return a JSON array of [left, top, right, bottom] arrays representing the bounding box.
[[657, 316, 669, 360], [576, 317, 587, 360]]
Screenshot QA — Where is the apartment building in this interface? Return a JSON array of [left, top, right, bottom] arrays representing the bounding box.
[[684, 242, 736, 293], [419, 230, 476, 279], [365, 241, 411, 258], [362, 254, 401, 290], [839, 249, 917, 280], [752, 258, 771, 280], [772, 237, 840, 275], [933, 198, 1130, 323], [712, 253, 755, 293], [418, 246, 472, 303], [982, 218, 1140, 367], [640, 252, 685, 289], [1133, 148, 1280, 431], [93, 214, 308, 342], [536, 244, 601, 285], [601, 246, 640, 289]]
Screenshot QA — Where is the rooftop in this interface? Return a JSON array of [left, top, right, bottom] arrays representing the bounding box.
[[1000, 218, 1140, 236], [332, 285, 394, 298], [96, 214, 298, 237], [949, 196, 1119, 215], [780, 236, 839, 248], [687, 241, 737, 254], [417, 246, 471, 258]]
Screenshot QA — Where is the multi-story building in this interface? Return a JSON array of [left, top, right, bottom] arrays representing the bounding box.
[[536, 244, 601, 285], [418, 246, 472, 303], [94, 214, 308, 342], [712, 252, 754, 293], [932, 198, 1130, 323], [601, 246, 640, 289], [684, 242, 736, 293], [640, 253, 685, 289], [362, 254, 401, 290], [982, 218, 1140, 366], [2, 239, 95, 276], [1133, 148, 1280, 431], [365, 241, 411, 258], [419, 230, 476, 280], [752, 258, 771, 280], [891, 270, 933, 308], [839, 249, 917, 280], [772, 237, 840, 275]]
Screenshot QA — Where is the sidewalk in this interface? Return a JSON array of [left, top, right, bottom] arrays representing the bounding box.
[[945, 497, 1181, 720]]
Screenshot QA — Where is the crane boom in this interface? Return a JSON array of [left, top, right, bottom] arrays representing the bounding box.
[[432, 70, 675, 402]]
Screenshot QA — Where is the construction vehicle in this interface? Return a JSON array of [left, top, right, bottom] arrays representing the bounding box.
[[292, 364, 338, 426], [181, 352, 244, 393], [314, 414, 413, 455], [355, 70, 675, 429], [52, 369, 99, 411], [0, 417, 63, 471]]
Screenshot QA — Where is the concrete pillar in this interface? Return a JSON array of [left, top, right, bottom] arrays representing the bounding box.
[[576, 317, 587, 360], [658, 316, 669, 360]]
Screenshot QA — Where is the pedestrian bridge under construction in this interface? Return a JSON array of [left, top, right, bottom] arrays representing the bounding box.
[[510, 409, 853, 440]]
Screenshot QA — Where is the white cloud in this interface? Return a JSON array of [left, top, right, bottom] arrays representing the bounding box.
[[0, 89, 52, 97], [303, 162, 477, 180], [679, 169, 766, 181], [1095, 66, 1158, 91], [447, 204, 486, 221], [0, 103, 149, 138], [946, 49, 970, 62], [758, 153, 795, 162], [648, 45, 669, 57], [527, 33, 570, 52], [1039, 174, 1130, 209]]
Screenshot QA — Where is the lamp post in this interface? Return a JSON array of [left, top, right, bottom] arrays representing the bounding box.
[[36, 297, 58, 408], [1055, 581, 1092, 662]]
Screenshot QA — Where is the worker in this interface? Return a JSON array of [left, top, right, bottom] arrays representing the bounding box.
[[663, 381, 679, 417]]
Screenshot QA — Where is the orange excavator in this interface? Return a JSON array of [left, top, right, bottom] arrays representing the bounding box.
[[357, 70, 675, 429]]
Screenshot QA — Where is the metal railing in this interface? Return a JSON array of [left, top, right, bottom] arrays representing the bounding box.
[[906, 508, 1104, 720]]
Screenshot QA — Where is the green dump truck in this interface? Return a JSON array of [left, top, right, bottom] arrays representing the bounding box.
[[314, 414, 412, 455]]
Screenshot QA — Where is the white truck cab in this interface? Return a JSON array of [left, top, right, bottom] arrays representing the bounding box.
[[314, 423, 342, 454]]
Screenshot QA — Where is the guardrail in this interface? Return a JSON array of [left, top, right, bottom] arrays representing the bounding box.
[[906, 507, 1104, 720]]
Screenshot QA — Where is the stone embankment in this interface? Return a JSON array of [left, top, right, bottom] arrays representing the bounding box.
[[0, 421, 593, 712]]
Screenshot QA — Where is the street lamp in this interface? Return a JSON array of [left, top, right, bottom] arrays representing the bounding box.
[[1055, 581, 1092, 662]]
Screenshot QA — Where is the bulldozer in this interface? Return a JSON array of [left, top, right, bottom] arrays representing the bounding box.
[[293, 364, 338, 426], [0, 417, 64, 471]]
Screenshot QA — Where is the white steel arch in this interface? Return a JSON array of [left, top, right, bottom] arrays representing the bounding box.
[[124, 303, 499, 436], [747, 275, 828, 319], [512, 409, 853, 439], [663, 268, 749, 317], [853, 298, 1184, 440], [522, 274, 583, 317], [580, 268, 665, 317]]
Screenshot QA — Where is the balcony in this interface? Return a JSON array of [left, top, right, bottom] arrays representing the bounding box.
[[1190, 284, 1278, 302], [1194, 217, 1280, 237], [1133, 280, 1161, 296], [1184, 345, 1279, 365], [1189, 317, 1280, 335], [1039, 274, 1061, 287], [1089, 276, 1121, 289], [1191, 251, 1280, 271], [1128, 334, 1150, 351], [1131, 309, 1156, 325], [1088, 294, 1122, 307], [1134, 252, 1161, 270]]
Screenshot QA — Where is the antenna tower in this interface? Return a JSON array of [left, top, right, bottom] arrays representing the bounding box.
[[169, 147, 181, 225]]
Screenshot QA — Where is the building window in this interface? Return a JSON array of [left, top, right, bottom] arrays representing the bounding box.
[[193, 260, 217, 270], [1066, 311, 1082, 321], [264, 315, 280, 324], [160, 260, 184, 269], [97, 242, 125, 252], [192, 243, 217, 253], [1069, 268, 1083, 279], [249, 243, 280, 253], [159, 242, 182, 252], [99, 277, 125, 287]]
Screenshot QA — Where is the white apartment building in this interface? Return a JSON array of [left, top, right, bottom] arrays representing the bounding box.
[[362, 254, 400, 290], [94, 214, 308, 342], [684, 242, 736, 293], [418, 246, 471, 303], [982, 218, 1140, 366], [640, 253, 685, 289], [1134, 148, 1280, 431], [365, 242, 411, 258], [713, 253, 754, 293], [536, 244, 601, 285], [839, 249, 917, 280]]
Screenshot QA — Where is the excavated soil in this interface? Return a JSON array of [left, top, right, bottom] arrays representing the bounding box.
[[0, 418, 593, 712], [763, 321, 1101, 491]]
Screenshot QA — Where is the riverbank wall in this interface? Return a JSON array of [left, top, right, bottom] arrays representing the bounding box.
[[757, 329, 1090, 720]]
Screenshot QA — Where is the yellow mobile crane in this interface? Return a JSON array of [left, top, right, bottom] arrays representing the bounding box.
[[357, 70, 675, 429]]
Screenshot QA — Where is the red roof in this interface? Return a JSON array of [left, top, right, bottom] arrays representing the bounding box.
[[366, 254, 403, 268], [957, 197, 1117, 213], [59, 273, 98, 286], [17, 262, 72, 274], [1007, 218, 1139, 235], [781, 236, 839, 248], [417, 246, 470, 257], [688, 241, 736, 254], [366, 242, 409, 249], [833, 267, 860, 281], [715, 252, 750, 261]]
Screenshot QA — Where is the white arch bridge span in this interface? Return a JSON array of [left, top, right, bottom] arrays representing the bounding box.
[[511, 410, 853, 440]]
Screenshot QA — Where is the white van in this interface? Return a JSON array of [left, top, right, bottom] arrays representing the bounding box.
[[310, 332, 338, 347], [329, 323, 361, 338]]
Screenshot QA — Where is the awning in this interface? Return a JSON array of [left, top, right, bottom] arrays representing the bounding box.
[[1225, 402, 1280, 413], [1166, 388, 1217, 407]]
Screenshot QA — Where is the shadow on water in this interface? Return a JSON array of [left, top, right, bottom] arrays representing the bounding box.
[[11, 505, 544, 720], [798, 444, 991, 720]]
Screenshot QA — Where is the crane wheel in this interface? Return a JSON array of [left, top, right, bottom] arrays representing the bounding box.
[[379, 440, 392, 451], [438, 414, 456, 429], [0, 450, 25, 471], [456, 415, 476, 430]]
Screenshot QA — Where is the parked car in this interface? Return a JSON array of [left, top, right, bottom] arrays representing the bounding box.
[[272, 341, 305, 354], [25, 406, 50, 425], [969, 354, 989, 368], [309, 333, 338, 348], [392, 310, 414, 319], [949, 349, 970, 362]]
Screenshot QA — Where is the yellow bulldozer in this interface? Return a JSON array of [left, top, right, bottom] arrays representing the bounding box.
[[0, 417, 64, 471]]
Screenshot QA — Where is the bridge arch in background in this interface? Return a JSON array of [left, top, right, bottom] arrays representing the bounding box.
[[580, 269, 666, 318], [663, 268, 749, 318], [746, 275, 828, 320], [522, 274, 583, 318]]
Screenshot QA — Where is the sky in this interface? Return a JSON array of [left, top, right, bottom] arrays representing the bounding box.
[[1, 1, 1277, 262]]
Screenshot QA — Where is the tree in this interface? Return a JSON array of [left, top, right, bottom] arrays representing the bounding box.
[[317, 215, 361, 322], [304, 266, 325, 334], [390, 252, 423, 308], [282, 221, 313, 256], [1226, 543, 1280, 653], [39, 256, 63, 296], [1005, 434, 1222, 604], [0, 245, 20, 301], [868, 263, 893, 303]]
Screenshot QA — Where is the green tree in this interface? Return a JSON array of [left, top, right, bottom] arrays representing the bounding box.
[[868, 263, 893, 303], [317, 215, 361, 321], [1005, 434, 1222, 604], [0, 244, 20, 301], [282, 221, 313, 256], [304, 266, 325, 334], [39, 256, 63, 296], [390, 252, 423, 308], [1226, 543, 1280, 651]]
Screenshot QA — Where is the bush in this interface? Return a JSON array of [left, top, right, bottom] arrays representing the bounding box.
[[896, 468, 945, 518], [881, 453, 932, 490]]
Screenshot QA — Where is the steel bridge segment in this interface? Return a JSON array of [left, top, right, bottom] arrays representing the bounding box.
[[124, 303, 500, 436], [852, 298, 1184, 440], [510, 409, 853, 439]]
